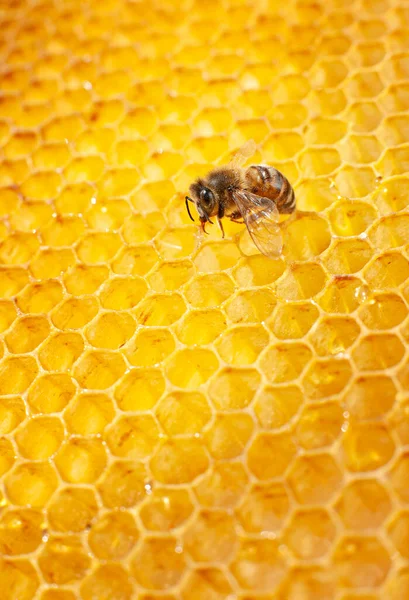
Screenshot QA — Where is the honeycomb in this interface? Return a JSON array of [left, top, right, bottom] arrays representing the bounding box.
[[1, 0, 409, 597]]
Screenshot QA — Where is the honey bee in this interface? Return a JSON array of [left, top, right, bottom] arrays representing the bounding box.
[[185, 140, 296, 257]]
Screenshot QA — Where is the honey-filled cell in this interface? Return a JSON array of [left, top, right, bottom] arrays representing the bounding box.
[[0, 0, 408, 597]]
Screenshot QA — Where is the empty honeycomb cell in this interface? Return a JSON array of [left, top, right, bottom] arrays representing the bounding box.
[[352, 333, 405, 370], [156, 391, 211, 435], [0, 158, 29, 186], [284, 508, 336, 560], [73, 350, 126, 389], [185, 273, 235, 307], [130, 537, 186, 590], [323, 238, 373, 275], [41, 216, 85, 248], [304, 117, 347, 145], [274, 263, 326, 301], [333, 536, 391, 588], [48, 487, 98, 533], [52, 297, 99, 331], [260, 342, 312, 383], [148, 260, 194, 292], [359, 292, 408, 330], [0, 232, 40, 265], [114, 367, 165, 411], [247, 432, 296, 479], [389, 452, 409, 503], [372, 176, 409, 215], [80, 564, 133, 600], [30, 248, 76, 280], [208, 367, 260, 410], [364, 251, 409, 288], [281, 213, 331, 261], [175, 309, 225, 345], [38, 535, 91, 585], [298, 147, 341, 177], [98, 276, 147, 311], [388, 511, 409, 559], [270, 302, 319, 340], [302, 358, 353, 400], [181, 568, 232, 600], [261, 132, 303, 162], [388, 396, 409, 444], [344, 375, 397, 420], [0, 356, 38, 395], [5, 315, 50, 353], [184, 509, 237, 563], [139, 488, 194, 531], [309, 316, 361, 356], [97, 459, 148, 509], [204, 413, 254, 460], [194, 241, 242, 273], [254, 385, 302, 429], [165, 347, 219, 388], [3, 132, 39, 159], [288, 454, 342, 504], [122, 213, 166, 246], [194, 462, 248, 509], [0, 397, 26, 434], [88, 510, 139, 560], [317, 276, 365, 314], [186, 135, 230, 164], [0, 560, 39, 600], [346, 101, 383, 133], [387, 568, 409, 600], [378, 145, 409, 177], [0, 508, 44, 556], [85, 311, 135, 349], [369, 214, 409, 250], [112, 244, 159, 276], [85, 199, 131, 232], [76, 232, 122, 265], [329, 200, 377, 236], [335, 479, 392, 530], [342, 423, 395, 472], [236, 481, 290, 534], [28, 373, 76, 414], [17, 280, 63, 314], [105, 415, 160, 460], [231, 538, 287, 592], [215, 325, 269, 365], [63, 264, 108, 296], [0, 438, 15, 476], [380, 114, 409, 147], [5, 462, 58, 507], [20, 171, 63, 201], [151, 438, 209, 484], [39, 332, 84, 372], [126, 328, 174, 366], [15, 417, 64, 460], [135, 293, 186, 327], [55, 438, 107, 483], [296, 401, 344, 450], [334, 165, 376, 199], [0, 300, 17, 333], [64, 393, 115, 435], [32, 143, 72, 171]]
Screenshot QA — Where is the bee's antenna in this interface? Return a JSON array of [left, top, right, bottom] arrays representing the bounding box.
[[185, 196, 195, 221]]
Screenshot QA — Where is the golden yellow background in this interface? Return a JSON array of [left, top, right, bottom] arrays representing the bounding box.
[[0, 0, 409, 598]]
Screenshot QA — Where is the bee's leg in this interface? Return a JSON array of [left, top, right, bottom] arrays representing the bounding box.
[[217, 216, 225, 238], [229, 211, 244, 224]]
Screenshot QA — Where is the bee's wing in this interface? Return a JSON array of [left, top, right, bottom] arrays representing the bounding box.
[[227, 139, 257, 169], [232, 189, 283, 257]]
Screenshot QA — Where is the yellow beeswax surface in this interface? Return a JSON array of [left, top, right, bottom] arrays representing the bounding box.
[[0, 0, 409, 598]]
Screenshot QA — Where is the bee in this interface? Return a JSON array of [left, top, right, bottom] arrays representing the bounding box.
[[185, 141, 296, 257]]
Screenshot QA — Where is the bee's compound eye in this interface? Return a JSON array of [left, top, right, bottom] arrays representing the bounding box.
[[200, 188, 214, 206]]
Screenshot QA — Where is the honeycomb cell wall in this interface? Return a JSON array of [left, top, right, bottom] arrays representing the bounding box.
[[0, 0, 409, 598]]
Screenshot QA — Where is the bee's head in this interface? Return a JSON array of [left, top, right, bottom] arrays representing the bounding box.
[[185, 180, 216, 226]]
